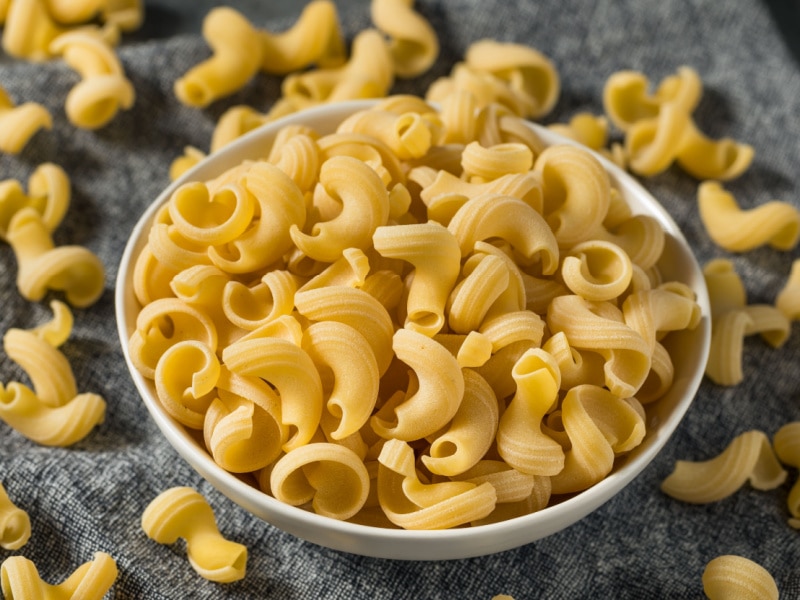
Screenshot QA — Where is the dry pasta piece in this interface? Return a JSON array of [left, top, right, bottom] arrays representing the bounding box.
[[0, 163, 69, 244], [698, 181, 800, 252], [338, 108, 443, 161], [661, 430, 787, 503], [702, 555, 779, 600], [370, 0, 439, 78], [776, 259, 800, 320], [0, 552, 118, 600], [377, 438, 496, 529], [773, 422, 800, 528], [49, 29, 135, 129], [270, 443, 370, 520], [704, 258, 746, 319], [1, 0, 65, 61], [560, 240, 633, 302], [705, 309, 752, 386], [0, 481, 30, 551], [142, 487, 247, 583], [0, 85, 51, 154]]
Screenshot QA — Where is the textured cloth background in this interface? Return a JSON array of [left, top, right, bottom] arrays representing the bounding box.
[[1, 0, 799, 598]]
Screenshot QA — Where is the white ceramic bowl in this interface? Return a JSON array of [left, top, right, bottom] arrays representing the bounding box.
[[116, 100, 711, 560]]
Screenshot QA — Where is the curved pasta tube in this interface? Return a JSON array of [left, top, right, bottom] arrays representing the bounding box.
[[338, 109, 442, 161], [154, 340, 220, 429], [453, 460, 537, 505], [209, 106, 271, 153], [0, 163, 69, 241], [373, 221, 460, 336], [371, 328, 464, 441], [174, 7, 263, 108], [702, 555, 779, 600], [0, 482, 30, 550], [602, 66, 702, 132], [547, 294, 651, 397], [461, 142, 533, 181], [496, 349, 564, 476], [776, 259, 800, 320], [703, 258, 746, 319], [0, 552, 118, 600], [591, 213, 665, 271], [259, 0, 345, 75], [168, 181, 255, 247], [660, 430, 787, 503], [447, 194, 559, 274], [675, 122, 754, 181], [705, 309, 751, 386], [0, 85, 51, 154], [465, 39, 560, 119], [222, 269, 298, 331], [550, 385, 646, 495], [447, 253, 510, 334], [301, 321, 379, 440], [534, 144, 611, 249], [561, 240, 633, 302], [742, 304, 791, 348], [698, 181, 800, 252], [621, 288, 701, 352], [421, 369, 499, 477], [774, 422, 800, 527], [1, 0, 65, 61], [370, 0, 439, 78], [298, 247, 370, 292], [169, 265, 236, 347], [6, 208, 105, 308], [427, 63, 530, 119], [290, 156, 390, 262], [316, 131, 405, 188], [222, 336, 323, 452], [267, 133, 321, 193], [377, 438, 497, 529], [270, 443, 370, 520], [294, 287, 395, 376], [210, 161, 306, 274], [169, 145, 206, 181], [548, 112, 610, 153], [542, 331, 606, 391], [49, 30, 135, 129], [141, 487, 247, 583]]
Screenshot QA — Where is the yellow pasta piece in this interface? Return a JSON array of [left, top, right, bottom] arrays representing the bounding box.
[[702, 555, 779, 600], [0, 85, 51, 154], [174, 7, 263, 108], [561, 240, 633, 302], [141, 487, 247, 583], [338, 108, 443, 161], [776, 259, 800, 320], [461, 141, 533, 181], [698, 181, 800, 252], [0, 552, 118, 599], [0, 481, 30, 551], [548, 112, 610, 152], [2, 0, 65, 61], [661, 430, 787, 503], [705, 309, 752, 386], [270, 443, 370, 520], [773, 422, 800, 528], [168, 181, 255, 247], [154, 340, 219, 429], [169, 145, 206, 181], [370, 0, 439, 78], [703, 258, 746, 319], [49, 29, 135, 129]]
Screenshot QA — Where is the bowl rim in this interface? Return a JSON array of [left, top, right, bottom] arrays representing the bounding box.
[[115, 99, 712, 560]]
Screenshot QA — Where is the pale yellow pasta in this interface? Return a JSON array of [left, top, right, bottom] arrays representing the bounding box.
[[454, 460, 536, 505], [370, 0, 439, 78], [421, 368, 499, 477], [0, 552, 118, 600], [427, 63, 532, 119], [702, 555, 779, 600], [592, 212, 666, 271], [208, 106, 271, 153], [703, 258, 746, 319], [174, 7, 263, 108], [154, 340, 220, 429], [142, 487, 247, 583], [698, 181, 800, 252], [317, 131, 405, 188], [676, 123, 755, 181], [266, 133, 321, 192], [661, 430, 787, 503], [0, 481, 30, 551], [270, 443, 370, 520], [461, 141, 533, 181], [291, 156, 390, 262], [548, 112, 610, 153], [773, 422, 800, 528], [542, 332, 606, 392], [561, 240, 633, 302], [49, 29, 135, 129], [535, 144, 611, 249], [169, 145, 207, 181], [0, 85, 51, 154], [475, 102, 548, 157], [496, 349, 564, 476], [168, 182, 255, 247], [377, 438, 497, 529], [221, 270, 299, 332], [0, 163, 69, 241], [338, 108, 443, 161], [464, 39, 560, 119], [101, 0, 144, 32], [373, 221, 461, 336], [372, 328, 464, 440], [259, 0, 345, 75], [447, 253, 509, 334], [622, 288, 701, 353], [741, 304, 791, 348], [705, 309, 752, 386], [776, 259, 800, 320], [1, 0, 65, 61], [298, 248, 370, 292]]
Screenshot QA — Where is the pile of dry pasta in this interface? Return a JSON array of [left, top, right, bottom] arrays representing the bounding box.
[[0, 0, 797, 597]]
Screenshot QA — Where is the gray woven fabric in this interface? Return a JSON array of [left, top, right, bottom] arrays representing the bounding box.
[[1, 0, 799, 598]]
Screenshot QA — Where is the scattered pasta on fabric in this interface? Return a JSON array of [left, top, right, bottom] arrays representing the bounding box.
[[702, 555, 779, 600], [0, 84, 51, 154], [776, 259, 800, 321], [371, 0, 439, 78], [0, 480, 30, 551], [141, 487, 247, 583], [0, 552, 118, 600], [773, 422, 800, 528]]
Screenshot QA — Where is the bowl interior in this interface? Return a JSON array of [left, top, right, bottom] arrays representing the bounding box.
[[115, 99, 711, 560]]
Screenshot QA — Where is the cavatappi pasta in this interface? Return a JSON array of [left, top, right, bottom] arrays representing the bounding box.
[[0, 552, 118, 600], [0, 480, 30, 551], [141, 487, 247, 583], [129, 97, 702, 530]]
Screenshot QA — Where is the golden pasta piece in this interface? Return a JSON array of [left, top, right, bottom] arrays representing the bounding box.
[[370, 0, 439, 78], [142, 487, 247, 583], [698, 181, 800, 252], [0, 163, 69, 241], [174, 7, 263, 108], [0, 481, 30, 550], [0, 552, 118, 599], [338, 108, 443, 161], [2, 0, 65, 61], [773, 422, 800, 528], [209, 106, 271, 153], [168, 181, 255, 247], [548, 112, 610, 153], [461, 141, 533, 181], [49, 29, 135, 129], [703, 258, 746, 319], [661, 430, 787, 503], [705, 309, 752, 386], [270, 443, 370, 520], [622, 287, 701, 353], [561, 240, 633, 302], [169, 146, 207, 181], [776, 259, 800, 321], [0, 85, 51, 154], [702, 555, 779, 600]]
